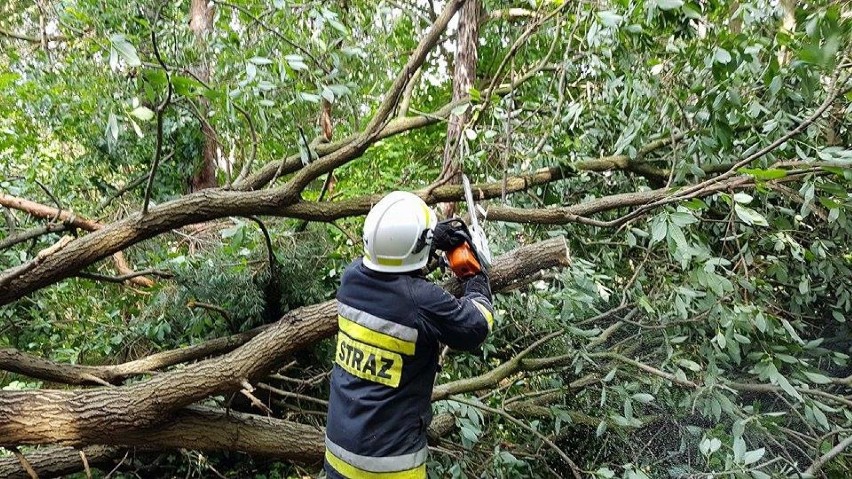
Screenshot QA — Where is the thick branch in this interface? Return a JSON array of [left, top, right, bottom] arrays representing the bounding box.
[[0, 168, 564, 305], [0, 446, 123, 479], [0, 194, 153, 288], [486, 169, 821, 226], [0, 323, 273, 385]]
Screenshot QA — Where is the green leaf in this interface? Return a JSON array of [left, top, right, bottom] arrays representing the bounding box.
[[781, 318, 805, 344], [595, 467, 616, 478], [804, 371, 832, 384], [651, 216, 667, 243], [754, 313, 767, 333], [631, 393, 654, 404], [769, 368, 803, 401], [299, 92, 321, 103], [172, 76, 202, 96], [105, 113, 119, 141], [742, 448, 765, 465], [451, 103, 470, 116], [733, 192, 753, 204], [677, 359, 701, 372], [735, 204, 769, 226], [286, 54, 308, 71], [598, 11, 623, 27], [0, 72, 20, 90], [468, 87, 481, 102], [732, 419, 745, 438], [110, 34, 141, 67], [812, 404, 830, 430], [667, 223, 688, 249], [682, 199, 707, 210], [733, 436, 746, 463], [670, 212, 698, 226], [596, 420, 607, 437], [714, 47, 732, 64], [129, 106, 155, 122], [655, 0, 684, 10]]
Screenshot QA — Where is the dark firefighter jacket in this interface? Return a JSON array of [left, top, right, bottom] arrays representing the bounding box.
[[325, 258, 493, 479]]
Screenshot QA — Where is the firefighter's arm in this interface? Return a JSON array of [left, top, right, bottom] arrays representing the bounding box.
[[415, 273, 493, 352]]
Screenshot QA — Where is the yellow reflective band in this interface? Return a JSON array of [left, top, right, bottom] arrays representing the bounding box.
[[336, 332, 403, 388], [420, 202, 432, 225], [473, 301, 493, 331], [376, 256, 404, 266], [339, 316, 416, 356], [325, 449, 426, 479]]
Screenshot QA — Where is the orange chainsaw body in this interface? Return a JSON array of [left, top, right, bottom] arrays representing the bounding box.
[[447, 242, 482, 279]]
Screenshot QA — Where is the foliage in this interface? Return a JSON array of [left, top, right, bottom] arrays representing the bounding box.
[[1, 0, 851, 478]]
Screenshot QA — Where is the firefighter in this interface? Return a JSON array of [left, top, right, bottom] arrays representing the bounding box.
[[325, 191, 493, 478]]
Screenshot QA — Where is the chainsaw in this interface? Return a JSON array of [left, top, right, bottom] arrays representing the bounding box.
[[445, 175, 492, 279]]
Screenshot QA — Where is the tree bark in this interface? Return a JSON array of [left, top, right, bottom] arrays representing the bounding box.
[[0, 407, 325, 478], [189, 0, 218, 191], [438, 0, 480, 217], [0, 445, 125, 479]]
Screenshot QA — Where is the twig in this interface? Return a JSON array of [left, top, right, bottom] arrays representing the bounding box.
[[103, 450, 129, 479], [76, 269, 173, 283], [449, 395, 582, 479], [95, 152, 174, 214], [608, 71, 849, 228], [79, 450, 92, 479], [10, 446, 39, 479], [0, 222, 66, 250], [186, 301, 231, 322], [233, 102, 258, 184], [212, 0, 329, 74], [240, 379, 273, 415], [588, 351, 699, 388], [143, 3, 173, 215], [0, 26, 65, 43], [244, 216, 276, 273], [804, 435, 852, 477], [31, 178, 63, 214], [256, 382, 329, 407]]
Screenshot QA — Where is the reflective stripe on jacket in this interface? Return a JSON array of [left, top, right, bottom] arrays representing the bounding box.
[[325, 258, 493, 478]]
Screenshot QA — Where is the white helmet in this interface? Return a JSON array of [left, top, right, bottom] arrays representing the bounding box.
[[362, 191, 437, 273]]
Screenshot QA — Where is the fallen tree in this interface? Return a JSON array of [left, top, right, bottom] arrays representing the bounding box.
[[0, 237, 569, 448]]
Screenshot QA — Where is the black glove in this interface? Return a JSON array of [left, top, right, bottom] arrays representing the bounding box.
[[432, 220, 469, 252], [464, 271, 492, 302]]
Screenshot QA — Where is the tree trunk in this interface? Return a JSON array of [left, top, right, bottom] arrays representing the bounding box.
[[189, 0, 218, 191], [439, 0, 481, 217]]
